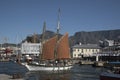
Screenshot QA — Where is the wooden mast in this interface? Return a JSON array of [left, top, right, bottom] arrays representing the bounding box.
[[56, 8, 61, 35], [54, 8, 61, 60], [33, 33, 37, 43], [40, 21, 46, 60]]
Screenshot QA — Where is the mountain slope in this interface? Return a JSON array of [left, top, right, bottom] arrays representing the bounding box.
[[69, 29, 120, 46]]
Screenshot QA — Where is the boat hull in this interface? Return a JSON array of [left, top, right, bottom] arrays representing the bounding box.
[[100, 72, 120, 80], [25, 64, 73, 71]]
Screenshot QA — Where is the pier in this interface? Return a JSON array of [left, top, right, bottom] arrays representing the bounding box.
[[0, 74, 23, 80], [92, 61, 106, 67], [79, 60, 94, 65], [79, 60, 106, 67]]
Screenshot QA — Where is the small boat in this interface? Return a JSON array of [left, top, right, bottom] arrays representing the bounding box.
[[100, 62, 120, 80], [104, 62, 120, 68], [100, 72, 120, 80]]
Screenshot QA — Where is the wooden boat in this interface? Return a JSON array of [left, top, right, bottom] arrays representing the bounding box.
[[24, 9, 73, 71], [24, 33, 73, 71]]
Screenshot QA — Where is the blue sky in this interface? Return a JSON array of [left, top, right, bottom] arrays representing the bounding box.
[[0, 0, 120, 43]]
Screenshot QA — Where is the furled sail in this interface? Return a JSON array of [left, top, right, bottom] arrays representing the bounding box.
[[56, 33, 70, 59], [42, 36, 57, 60]]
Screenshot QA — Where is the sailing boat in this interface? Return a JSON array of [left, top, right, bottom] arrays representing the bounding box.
[[24, 9, 73, 71], [24, 32, 73, 71]]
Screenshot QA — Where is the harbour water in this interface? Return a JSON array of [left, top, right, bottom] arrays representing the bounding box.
[[0, 62, 104, 80]]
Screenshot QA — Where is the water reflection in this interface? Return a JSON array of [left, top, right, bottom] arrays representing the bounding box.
[[25, 71, 71, 80]]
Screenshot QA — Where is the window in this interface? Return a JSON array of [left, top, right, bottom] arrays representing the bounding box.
[[74, 54, 76, 57], [86, 49, 87, 52], [96, 49, 98, 52], [78, 54, 81, 56], [89, 49, 91, 52], [81, 49, 83, 53], [92, 49, 94, 52]]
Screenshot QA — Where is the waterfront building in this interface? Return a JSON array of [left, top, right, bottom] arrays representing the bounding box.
[[101, 46, 120, 56], [99, 39, 114, 47], [99, 38, 120, 56], [21, 41, 41, 56], [72, 44, 101, 58], [104, 39, 114, 46]]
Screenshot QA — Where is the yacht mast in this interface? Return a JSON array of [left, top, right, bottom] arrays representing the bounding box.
[[40, 21, 46, 60], [56, 8, 61, 35], [42, 21, 46, 43], [54, 8, 61, 59]]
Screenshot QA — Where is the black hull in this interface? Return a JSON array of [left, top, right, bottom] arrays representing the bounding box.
[[100, 72, 120, 80]]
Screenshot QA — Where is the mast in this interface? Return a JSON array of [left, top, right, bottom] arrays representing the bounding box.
[[42, 21, 46, 43], [40, 21, 46, 60], [16, 35, 20, 63], [56, 8, 61, 35], [54, 8, 61, 59], [33, 33, 37, 43]]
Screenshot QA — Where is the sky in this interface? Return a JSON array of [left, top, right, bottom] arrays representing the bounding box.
[[0, 0, 120, 43]]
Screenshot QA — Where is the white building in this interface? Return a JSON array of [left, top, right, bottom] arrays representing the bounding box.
[[104, 39, 114, 46], [21, 41, 41, 56], [72, 44, 101, 58]]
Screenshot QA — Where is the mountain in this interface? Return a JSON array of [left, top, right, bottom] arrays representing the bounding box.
[[69, 29, 120, 46], [24, 29, 120, 47]]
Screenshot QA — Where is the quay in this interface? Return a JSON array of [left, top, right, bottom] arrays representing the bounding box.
[[79, 60, 106, 67], [92, 61, 106, 67], [80, 60, 120, 68], [104, 62, 120, 69], [0, 74, 23, 80], [79, 60, 94, 65], [0, 59, 10, 62]]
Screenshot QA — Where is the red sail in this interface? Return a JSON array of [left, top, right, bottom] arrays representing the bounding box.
[[56, 33, 70, 59], [42, 36, 57, 60]]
